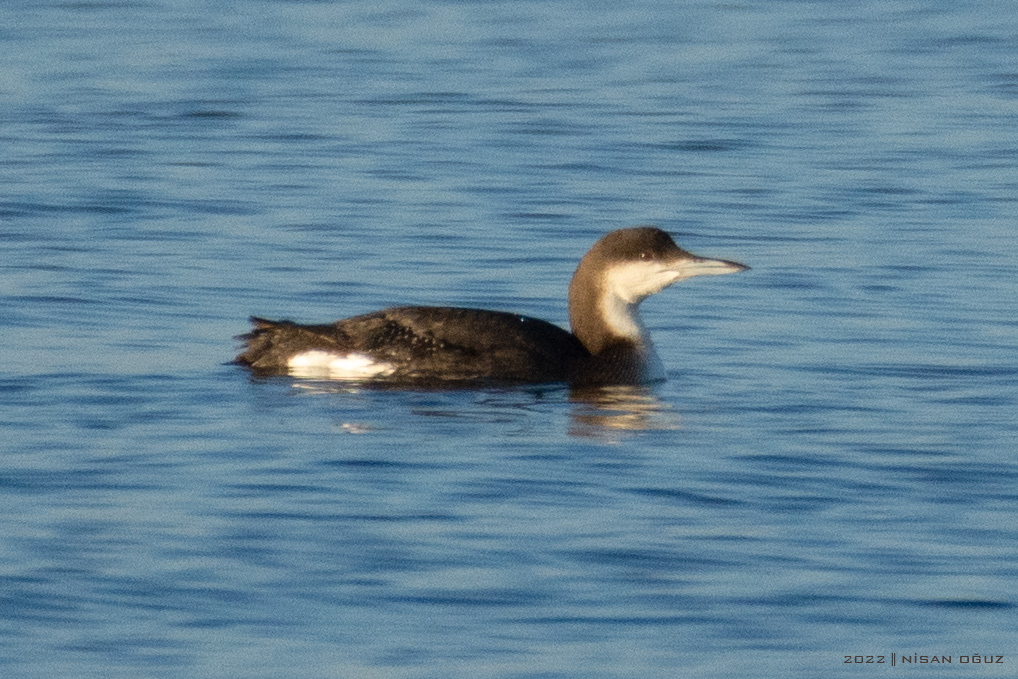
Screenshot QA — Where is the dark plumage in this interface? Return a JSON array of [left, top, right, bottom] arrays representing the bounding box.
[[236, 307, 588, 383], [234, 227, 748, 386]]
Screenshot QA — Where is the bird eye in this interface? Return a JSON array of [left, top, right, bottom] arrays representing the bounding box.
[[639, 251, 652, 260]]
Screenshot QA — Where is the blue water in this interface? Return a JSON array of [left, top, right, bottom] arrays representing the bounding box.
[[2, 1, 1017, 677]]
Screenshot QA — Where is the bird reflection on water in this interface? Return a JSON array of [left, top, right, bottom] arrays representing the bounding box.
[[286, 379, 680, 440], [568, 385, 681, 439]]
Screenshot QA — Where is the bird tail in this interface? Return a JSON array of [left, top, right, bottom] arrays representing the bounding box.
[[233, 316, 341, 372]]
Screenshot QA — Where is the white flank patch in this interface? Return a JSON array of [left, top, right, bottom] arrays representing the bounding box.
[[287, 351, 396, 380]]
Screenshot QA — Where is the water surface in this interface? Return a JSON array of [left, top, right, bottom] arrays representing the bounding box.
[[2, 1, 1017, 677]]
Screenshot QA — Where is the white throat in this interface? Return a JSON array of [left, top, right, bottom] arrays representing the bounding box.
[[599, 292, 647, 343], [597, 260, 683, 342], [597, 292, 666, 381]]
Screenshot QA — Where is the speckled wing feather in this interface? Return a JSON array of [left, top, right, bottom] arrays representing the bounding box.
[[235, 306, 588, 383]]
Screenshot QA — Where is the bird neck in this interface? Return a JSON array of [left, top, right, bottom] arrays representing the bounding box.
[[569, 265, 651, 355]]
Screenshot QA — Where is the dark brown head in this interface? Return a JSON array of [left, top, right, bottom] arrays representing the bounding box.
[[568, 227, 748, 354]]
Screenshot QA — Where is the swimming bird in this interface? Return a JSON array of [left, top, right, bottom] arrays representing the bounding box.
[[234, 227, 747, 386]]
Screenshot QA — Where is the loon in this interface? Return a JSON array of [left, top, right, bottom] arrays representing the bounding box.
[[234, 227, 748, 386]]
